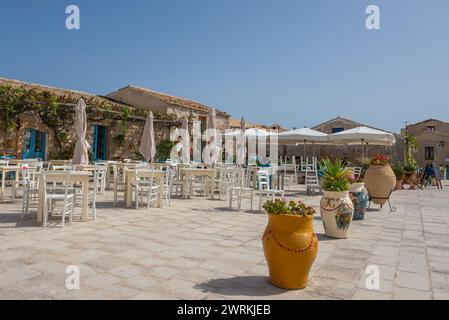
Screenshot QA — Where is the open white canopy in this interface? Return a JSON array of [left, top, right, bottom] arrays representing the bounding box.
[[328, 126, 396, 146], [277, 127, 329, 144], [224, 128, 272, 137], [328, 126, 396, 162]]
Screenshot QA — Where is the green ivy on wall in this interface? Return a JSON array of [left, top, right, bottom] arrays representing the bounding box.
[[0, 84, 180, 159]]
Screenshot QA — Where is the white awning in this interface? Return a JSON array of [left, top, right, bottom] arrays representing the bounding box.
[[328, 126, 396, 146]]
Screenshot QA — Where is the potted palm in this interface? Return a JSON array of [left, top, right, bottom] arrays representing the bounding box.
[[364, 154, 396, 206], [392, 164, 405, 190], [262, 198, 318, 289], [319, 158, 354, 239]]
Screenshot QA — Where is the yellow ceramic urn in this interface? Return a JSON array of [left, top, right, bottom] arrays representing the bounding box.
[[262, 213, 318, 289]]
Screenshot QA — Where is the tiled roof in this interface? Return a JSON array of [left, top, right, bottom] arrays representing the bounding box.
[[109, 85, 229, 117], [229, 117, 286, 132], [0, 77, 133, 111]]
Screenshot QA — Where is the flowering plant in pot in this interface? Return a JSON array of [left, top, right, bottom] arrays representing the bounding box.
[[403, 158, 418, 177], [262, 198, 318, 289], [370, 154, 390, 166], [319, 158, 354, 238], [364, 154, 396, 206], [393, 164, 405, 190]]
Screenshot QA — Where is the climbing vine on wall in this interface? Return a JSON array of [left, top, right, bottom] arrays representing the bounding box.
[[0, 84, 180, 158]]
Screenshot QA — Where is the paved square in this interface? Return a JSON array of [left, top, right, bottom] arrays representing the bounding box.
[[1, 185, 449, 300]]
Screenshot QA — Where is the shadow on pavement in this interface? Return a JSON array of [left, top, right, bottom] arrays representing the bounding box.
[[194, 276, 288, 297]]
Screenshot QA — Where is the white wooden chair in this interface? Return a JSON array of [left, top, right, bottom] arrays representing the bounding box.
[[229, 168, 254, 210], [163, 164, 176, 206], [113, 164, 127, 206], [20, 167, 40, 219], [281, 163, 298, 190], [93, 162, 108, 195], [257, 170, 285, 212], [305, 168, 321, 195], [42, 172, 76, 228], [133, 166, 160, 209]]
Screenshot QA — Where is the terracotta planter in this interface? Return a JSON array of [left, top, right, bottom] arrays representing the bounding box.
[[320, 191, 354, 239], [395, 179, 403, 190], [404, 171, 416, 180], [364, 165, 396, 205], [350, 183, 369, 220], [262, 214, 318, 289]]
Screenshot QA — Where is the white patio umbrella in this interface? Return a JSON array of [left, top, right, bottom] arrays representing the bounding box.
[[224, 127, 272, 137], [207, 108, 219, 165], [72, 98, 91, 165], [181, 115, 190, 163], [139, 111, 156, 162], [277, 127, 329, 157], [237, 117, 246, 165], [328, 126, 396, 161]]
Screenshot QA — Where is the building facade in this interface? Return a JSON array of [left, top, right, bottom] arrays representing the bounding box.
[[0, 78, 235, 162], [107, 85, 230, 133], [405, 119, 449, 168], [0, 78, 182, 161]]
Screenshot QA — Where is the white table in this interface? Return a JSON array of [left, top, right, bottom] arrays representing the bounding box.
[[180, 168, 215, 198], [37, 171, 91, 225], [125, 169, 166, 208]]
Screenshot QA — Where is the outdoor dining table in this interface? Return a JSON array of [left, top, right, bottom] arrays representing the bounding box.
[[124, 169, 166, 208], [9, 159, 38, 165], [0, 165, 21, 202], [36, 171, 91, 225], [74, 164, 95, 171], [180, 168, 215, 198]]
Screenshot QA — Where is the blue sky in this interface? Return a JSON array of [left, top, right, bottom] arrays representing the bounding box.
[[1, 0, 448, 132]]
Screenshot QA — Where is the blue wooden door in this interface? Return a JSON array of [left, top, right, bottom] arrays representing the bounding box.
[[92, 125, 108, 161], [22, 129, 46, 160]]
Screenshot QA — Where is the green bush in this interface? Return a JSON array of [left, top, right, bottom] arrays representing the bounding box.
[[392, 164, 405, 180], [156, 139, 176, 161]]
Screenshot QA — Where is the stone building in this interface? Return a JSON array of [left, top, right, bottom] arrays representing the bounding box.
[[282, 117, 405, 165], [0, 78, 183, 161], [107, 85, 230, 133], [404, 119, 449, 168], [0, 78, 237, 162]]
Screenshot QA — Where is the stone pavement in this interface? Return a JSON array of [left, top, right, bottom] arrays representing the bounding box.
[[1, 184, 449, 300]]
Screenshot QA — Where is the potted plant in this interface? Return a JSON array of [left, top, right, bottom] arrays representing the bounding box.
[[403, 158, 418, 179], [392, 164, 405, 190], [364, 154, 396, 206], [348, 175, 369, 220], [319, 158, 354, 239], [262, 198, 318, 289]]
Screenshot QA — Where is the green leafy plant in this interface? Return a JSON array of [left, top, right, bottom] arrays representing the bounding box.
[[113, 133, 125, 147], [403, 158, 418, 172], [320, 158, 351, 192], [392, 164, 405, 180], [405, 133, 417, 158], [156, 139, 176, 161], [263, 198, 315, 216]]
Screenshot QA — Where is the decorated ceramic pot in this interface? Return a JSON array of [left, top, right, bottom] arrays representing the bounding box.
[[262, 214, 318, 289], [320, 191, 354, 239], [364, 165, 396, 205], [350, 183, 369, 220]]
